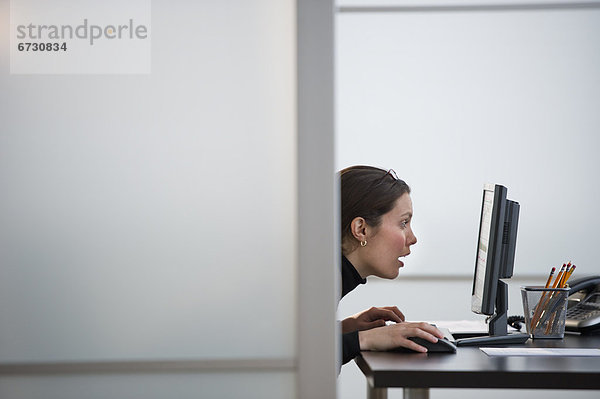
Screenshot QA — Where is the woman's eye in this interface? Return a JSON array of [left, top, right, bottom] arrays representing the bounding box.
[[400, 220, 408, 229]]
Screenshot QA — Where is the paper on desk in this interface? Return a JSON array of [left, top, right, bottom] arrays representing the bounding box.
[[481, 348, 600, 357]]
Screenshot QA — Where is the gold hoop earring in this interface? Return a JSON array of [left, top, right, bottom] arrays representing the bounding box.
[[360, 240, 367, 247]]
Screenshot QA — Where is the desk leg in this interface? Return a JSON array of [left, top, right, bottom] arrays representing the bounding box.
[[403, 388, 429, 399], [366, 384, 387, 399]]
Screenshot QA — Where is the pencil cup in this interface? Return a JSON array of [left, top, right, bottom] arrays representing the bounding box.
[[521, 286, 569, 339]]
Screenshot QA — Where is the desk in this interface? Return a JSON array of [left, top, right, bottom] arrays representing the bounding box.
[[355, 334, 600, 399]]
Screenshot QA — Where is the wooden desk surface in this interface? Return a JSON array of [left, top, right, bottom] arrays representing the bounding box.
[[356, 333, 600, 390]]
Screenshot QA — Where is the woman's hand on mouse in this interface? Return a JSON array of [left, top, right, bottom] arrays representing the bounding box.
[[357, 322, 444, 353], [341, 306, 405, 333]]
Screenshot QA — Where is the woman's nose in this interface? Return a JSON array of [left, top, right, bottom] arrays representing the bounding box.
[[408, 229, 417, 246]]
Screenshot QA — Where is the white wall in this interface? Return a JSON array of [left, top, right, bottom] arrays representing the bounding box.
[[0, 0, 321, 397], [336, 0, 600, 277]]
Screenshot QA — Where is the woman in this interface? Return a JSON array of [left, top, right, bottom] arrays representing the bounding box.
[[339, 165, 444, 365]]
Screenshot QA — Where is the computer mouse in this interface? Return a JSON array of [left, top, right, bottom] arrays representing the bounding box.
[[394, 337, 457, 353]]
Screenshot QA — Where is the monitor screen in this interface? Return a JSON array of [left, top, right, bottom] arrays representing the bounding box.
[[471, 184, 507, 316]]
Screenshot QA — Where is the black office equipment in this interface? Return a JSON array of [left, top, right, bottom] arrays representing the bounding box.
[[456, 184, 529, 347], [408, 337, 457, 353], [565, 275, 600, 334], [390, 336, 457, 353]]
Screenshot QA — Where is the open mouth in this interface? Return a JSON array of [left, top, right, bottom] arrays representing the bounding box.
[[398, 253, 410, 268]]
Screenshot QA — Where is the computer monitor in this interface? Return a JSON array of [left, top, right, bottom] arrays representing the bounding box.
[[457, 183, 529, 346]]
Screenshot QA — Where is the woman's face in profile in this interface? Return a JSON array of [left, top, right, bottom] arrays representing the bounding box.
[[363, 193, 418, 279]]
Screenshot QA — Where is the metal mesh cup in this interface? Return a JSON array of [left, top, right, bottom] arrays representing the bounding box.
[[521, 286, 569, 339]]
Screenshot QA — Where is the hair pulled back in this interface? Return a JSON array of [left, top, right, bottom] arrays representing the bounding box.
[[339, 165, 410, 252]]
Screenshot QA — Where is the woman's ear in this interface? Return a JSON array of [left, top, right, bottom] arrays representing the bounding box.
[[350, 217, 367, 242]]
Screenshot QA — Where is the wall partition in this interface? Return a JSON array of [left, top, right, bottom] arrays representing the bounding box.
[[0, 0, 337, 398]]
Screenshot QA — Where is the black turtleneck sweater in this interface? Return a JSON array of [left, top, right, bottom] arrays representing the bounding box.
[[340, 255, 367, 365]]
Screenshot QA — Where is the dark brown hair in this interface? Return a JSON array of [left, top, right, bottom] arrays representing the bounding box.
[[339, 165, 411, 251]]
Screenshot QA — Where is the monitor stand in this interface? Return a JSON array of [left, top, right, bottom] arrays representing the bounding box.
[[455, 280, 529, 347]]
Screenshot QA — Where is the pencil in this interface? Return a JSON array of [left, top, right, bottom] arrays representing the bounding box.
[[559, 262, 571, 287], [545, 264, 574, 334], [562, 265, 576, 288], [533, 263, 567, 331], [551, 264, 566, 289], [530, 267, 557, 331], [544, 267, 556, 288]]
